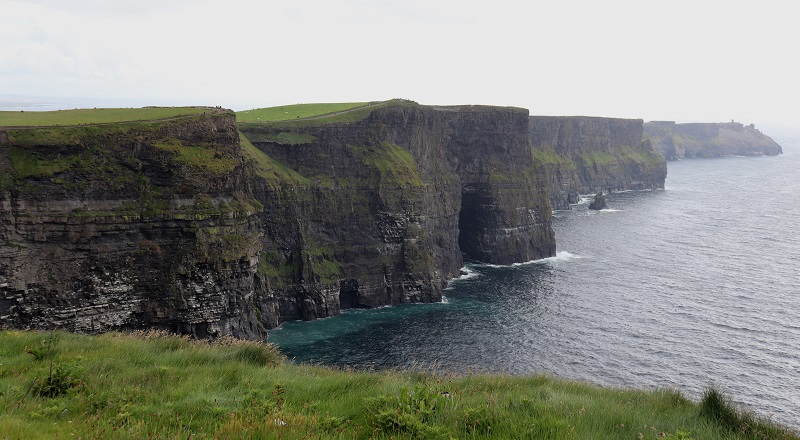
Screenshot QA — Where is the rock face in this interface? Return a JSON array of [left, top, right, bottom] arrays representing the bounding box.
[[1, 101, 556, 339], [588, 193, 607, 210], [240, 101, 555, 326], [0, 109, 266, 338], [644, 121, 782, 160], [529, 116, 667, 210]]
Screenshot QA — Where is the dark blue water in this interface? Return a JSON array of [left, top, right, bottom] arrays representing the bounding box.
[[269, 145, 800, 429]]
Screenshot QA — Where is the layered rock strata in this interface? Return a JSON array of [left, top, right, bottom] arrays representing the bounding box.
[[529, 116, 667, 210], [239, 101, 555, 325], [1, 101, 556, 339], [0, 109, 266, 338]]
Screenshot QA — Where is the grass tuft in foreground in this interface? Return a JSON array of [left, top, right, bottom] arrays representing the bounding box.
[[699, 388, 789, 439], [0, 330, 795, 439]]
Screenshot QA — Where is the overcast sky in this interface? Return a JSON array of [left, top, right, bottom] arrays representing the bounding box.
[[2, 0, 798, 128]]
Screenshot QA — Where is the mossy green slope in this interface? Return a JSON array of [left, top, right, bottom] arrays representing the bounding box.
[[0, 331, 794, 440], [239, 130, 310, 186], [346, 142, 425, 187], [0, 107, 209, 127], [152, 138, 239, 175]]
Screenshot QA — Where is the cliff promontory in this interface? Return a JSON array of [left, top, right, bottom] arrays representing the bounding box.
[[529, 116, 667, 210], [239, 100, 555, 327], [0, 101, 555, 339], [644, 121, 782, 160]]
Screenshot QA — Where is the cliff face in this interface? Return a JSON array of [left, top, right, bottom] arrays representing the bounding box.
[[644, 121, 782, 160], [0, 110, 267, 338], [1, 101, 555, 339], [529, 116, 667, 210], [240, 102, 555, 325]]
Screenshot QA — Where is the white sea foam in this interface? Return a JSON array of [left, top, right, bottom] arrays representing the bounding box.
[[598, 208, 622, 213], [613, 188, 653, 193], [452, 266, 480, 281], [479, 251, 583, 268], [441, 295, 450, 304], [518, 251, 583, 265]]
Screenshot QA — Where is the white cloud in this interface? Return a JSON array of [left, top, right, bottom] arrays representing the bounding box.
[[1, 0, 798, 126]]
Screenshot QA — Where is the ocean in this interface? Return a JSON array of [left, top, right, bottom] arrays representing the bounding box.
[[269, 143, 800, 428]]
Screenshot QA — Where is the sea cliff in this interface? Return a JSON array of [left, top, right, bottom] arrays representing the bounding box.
[[239, 100, 555, 327], [644, 121, 782, 160], [0, 108, 265, 338], [530, 116, 667, 210], [0, 101, 555, 339]]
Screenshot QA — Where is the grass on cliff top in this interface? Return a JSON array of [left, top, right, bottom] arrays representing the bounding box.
[[1, 331, 796, 440], [0, 107, 210, 127], [236, 100, 419, 128], [236, 102, 371, 123]]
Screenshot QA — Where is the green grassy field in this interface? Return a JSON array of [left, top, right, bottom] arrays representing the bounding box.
[[0, 331, 794, 440], [0, 107, 209, 127], [236, 102, 372, 123]]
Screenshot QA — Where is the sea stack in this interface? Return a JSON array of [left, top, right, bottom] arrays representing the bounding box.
[[589, 193, 607, 210]]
